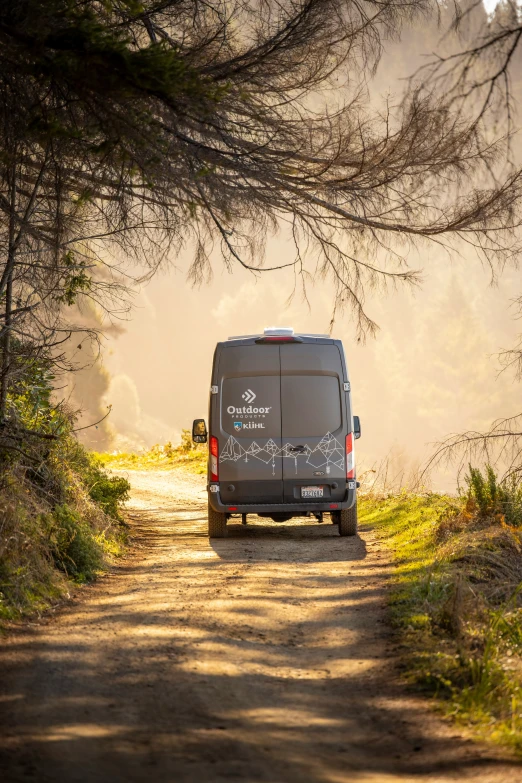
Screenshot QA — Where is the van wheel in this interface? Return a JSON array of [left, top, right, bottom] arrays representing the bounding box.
[[208, 502, 227, 538], [336, 504, 358, 537]]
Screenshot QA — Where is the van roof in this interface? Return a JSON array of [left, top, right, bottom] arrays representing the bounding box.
[[227, 332, 331, 340]]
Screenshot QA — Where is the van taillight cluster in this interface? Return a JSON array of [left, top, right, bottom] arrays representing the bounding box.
[[346, 433, 355, 479], [210, 436, 219, 481]]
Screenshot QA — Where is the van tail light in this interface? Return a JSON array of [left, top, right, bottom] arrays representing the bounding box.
[[346, 433, 355, 479], [255, 336, 303, 344], [210, 436, 219, 481]]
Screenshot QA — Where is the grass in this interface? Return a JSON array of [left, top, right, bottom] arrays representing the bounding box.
[[0, 446, 130, 623], [359, 474, 522, 755], [96, 430, 208, 474]]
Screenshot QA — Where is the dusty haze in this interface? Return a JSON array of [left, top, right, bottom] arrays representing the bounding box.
[[72, 9, 522, 492], [70, 245, 519, 492]]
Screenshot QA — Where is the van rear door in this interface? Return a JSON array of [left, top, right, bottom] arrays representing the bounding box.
[[280, 344, 347, 503], [217, 344, 283, 504]]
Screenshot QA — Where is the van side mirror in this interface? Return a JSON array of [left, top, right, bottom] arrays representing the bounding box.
[[192, 419, 207, 444], [354, 415, 361, 440]]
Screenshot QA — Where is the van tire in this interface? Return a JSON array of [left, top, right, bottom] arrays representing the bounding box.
[[337, 503, 358, 537], [208, 503, 227, 538]]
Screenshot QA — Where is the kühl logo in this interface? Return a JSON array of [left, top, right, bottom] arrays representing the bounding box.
[[242, 389, 256, 403], [234, 422, 242, 431]]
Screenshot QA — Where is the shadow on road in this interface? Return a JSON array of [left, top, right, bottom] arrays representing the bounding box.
[[212, 520, 368, 563], [0, 494, 520, 783]]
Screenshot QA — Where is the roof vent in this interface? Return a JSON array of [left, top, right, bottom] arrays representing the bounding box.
[[264, 327, 294, 336]]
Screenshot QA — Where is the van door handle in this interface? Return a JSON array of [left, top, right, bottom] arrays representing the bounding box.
[[288, 445, 306, 453]]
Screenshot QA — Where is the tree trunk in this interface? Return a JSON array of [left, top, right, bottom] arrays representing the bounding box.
[[0, 169, 17, 424]]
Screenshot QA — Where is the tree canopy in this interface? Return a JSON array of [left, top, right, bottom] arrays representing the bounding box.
[[1, 0, 522, 445]]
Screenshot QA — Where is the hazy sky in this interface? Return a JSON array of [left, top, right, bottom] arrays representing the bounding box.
[[482, 0, 500, 13], [95, 234, 520, 490]]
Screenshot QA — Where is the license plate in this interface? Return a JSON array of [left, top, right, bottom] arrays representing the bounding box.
[[301, 486, 324, 498]]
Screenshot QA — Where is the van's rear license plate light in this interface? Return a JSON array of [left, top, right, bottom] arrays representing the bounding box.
[[301, 486, 324, 498]]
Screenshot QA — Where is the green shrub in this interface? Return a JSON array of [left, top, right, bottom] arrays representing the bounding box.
[[179, 428, 195, 454], [499, 475, 522, 528], [466, 464, 522, 527], [82, 456, 130, 522], [87, 470, 130, 522], [46, 504, 104, 582]]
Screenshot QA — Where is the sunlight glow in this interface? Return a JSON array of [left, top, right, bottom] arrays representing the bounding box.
[[232, 707, 344, 726]]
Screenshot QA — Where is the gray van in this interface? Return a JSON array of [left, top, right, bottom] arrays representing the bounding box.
[[192, 327, 361, 538]]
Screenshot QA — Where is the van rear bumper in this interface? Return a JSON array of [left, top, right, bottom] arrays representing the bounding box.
[[208, 489, 356, 514]]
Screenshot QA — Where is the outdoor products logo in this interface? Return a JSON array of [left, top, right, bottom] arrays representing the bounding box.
[[227, 387, 271, 429], [227, 404, 272, 414]]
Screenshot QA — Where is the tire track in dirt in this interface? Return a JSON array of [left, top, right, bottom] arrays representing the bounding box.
[[0, 467, 520, 782]]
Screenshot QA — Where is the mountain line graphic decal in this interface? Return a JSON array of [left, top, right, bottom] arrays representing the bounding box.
[[219, 432, 345, 476]]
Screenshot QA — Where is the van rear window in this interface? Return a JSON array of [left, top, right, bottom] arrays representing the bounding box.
[[281, 375, 341, 437]]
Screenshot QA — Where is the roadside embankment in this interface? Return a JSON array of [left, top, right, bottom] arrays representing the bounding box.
[[360, 474, 522, 754], [0, 440, 129, 624]]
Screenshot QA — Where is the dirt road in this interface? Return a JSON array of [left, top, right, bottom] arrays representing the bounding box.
[[1, 468, 520, 782]]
